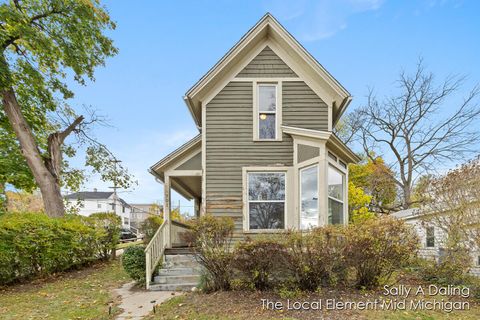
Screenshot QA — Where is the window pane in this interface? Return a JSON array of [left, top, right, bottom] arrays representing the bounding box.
[[259, 85, 276, 111], [426, 227, 435, 247], [328, 198, 343, 225], [249, 202, 285, 229], [248, 173, 285, 201], [300, 165, 318, 230], [259, 113, 276, 139], [328, 166, 344, 200]]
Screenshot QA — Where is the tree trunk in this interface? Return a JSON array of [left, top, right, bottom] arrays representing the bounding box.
[[402, 185, 412, 210], [1, 88, 66, 217]]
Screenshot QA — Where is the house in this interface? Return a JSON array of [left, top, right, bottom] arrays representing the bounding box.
[[393, 208, 480, 276], [64, 190, 132, 228], [130, 203, 163, 229], [145, 13, 360, 289]]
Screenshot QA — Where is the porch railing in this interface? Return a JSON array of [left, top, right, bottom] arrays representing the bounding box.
[[171, 220, 192, 247], [144, 219, 192, 289], [144, 220, 167, 289]]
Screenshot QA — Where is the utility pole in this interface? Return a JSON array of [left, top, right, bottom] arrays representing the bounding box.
[[108, 159, 122, 214]]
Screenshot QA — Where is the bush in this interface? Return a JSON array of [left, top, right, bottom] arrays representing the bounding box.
[[88, 212, 121, 260], [416, 246, 472, 285], [344, 216, 418, 288], [234, 238, 287, 290], [140, 215, 163, 244], [122, 246, 146, 285], [183, 215, 235, 291], [285, 226, 347, 290], [0, 212, 110, 285]]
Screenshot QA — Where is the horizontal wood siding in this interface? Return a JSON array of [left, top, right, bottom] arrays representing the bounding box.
[[205, 77, 329, 236], [283, 81, 329, 131], [236, 46, 298, 78], [205, 81, 293, 232]]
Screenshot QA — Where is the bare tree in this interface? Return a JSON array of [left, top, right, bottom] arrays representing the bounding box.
[[357, 60, 480, 209]]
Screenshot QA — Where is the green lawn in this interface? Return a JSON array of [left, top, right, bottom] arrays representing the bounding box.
[[0, 259, 129, 320], [116, 239, 143, 250]]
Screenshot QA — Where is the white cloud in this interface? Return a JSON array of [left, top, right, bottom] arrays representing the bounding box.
[[263, 0, 384, 41]]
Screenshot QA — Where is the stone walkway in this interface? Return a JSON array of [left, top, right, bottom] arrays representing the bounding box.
[[112, 281, 181, 319]]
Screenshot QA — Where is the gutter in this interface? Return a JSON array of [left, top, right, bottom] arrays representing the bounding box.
[[148, 168, 164, 184]]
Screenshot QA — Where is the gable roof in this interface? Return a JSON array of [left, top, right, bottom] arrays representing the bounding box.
[[65, 191, 113, 200], [184, 13, 351, 129]]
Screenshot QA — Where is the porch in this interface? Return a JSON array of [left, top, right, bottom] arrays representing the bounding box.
[[145, 135, 202, 289]]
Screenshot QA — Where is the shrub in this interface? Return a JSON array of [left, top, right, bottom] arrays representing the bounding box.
[[234, 238, 287, 290], [285, 226, 347, 290], [140, 215, 163, 244], [416, 246, 472, 285], [344, 216, 418, 288], [89, 212, 121, 260], [0, 212, 105, 285], [183, 215, 235, 291], [122, 246, 146, 285]]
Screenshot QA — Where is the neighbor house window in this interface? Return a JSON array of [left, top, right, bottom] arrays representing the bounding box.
[[248, 172, 285, 229], [257, 84, 277, 140], [426, 227, 435, 247], [328, 165, 345, 224], [300, 165, 318, 230], [122, 206, 125, 213], [97, 203, 102, 209]]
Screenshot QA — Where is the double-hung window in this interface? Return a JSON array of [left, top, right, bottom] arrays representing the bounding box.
[[247, 172, 285, 230], [328, 165, 345, 224], [257, 84, 278, 140]]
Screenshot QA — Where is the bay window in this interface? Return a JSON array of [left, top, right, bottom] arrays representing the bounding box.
[[328, 165, 345, 224], [247, 172, 285, 229]]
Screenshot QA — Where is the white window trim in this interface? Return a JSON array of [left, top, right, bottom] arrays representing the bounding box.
[[253, 81, 283, 141], [242, 167, 289, 232], [299, 164, 320, 230], [327, 164, 346, 225]]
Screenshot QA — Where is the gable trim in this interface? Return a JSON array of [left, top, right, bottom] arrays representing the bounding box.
[[186, 13, 351, 128]]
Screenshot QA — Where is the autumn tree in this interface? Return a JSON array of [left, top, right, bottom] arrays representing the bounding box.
[[0, 1, 134, 217], [355, 60, 480, 209], [349, 156, 397, 213]]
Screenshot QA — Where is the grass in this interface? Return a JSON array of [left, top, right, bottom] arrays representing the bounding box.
[[146, 291, 480, 320], [0, 259, 129, 320], [116, 239, 143, 250]]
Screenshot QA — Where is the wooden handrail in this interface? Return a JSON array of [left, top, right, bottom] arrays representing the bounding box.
[[171, 219, 192, 229], [144, 220, 167, 289]]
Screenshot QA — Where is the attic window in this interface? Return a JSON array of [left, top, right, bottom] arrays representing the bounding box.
[[257, 84, 278, 140]]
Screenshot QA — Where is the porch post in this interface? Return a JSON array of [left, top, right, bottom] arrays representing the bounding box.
[[164, 174, 171, 248]]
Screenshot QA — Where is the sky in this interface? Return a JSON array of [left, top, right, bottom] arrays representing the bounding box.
[[65, 0, 480, 213]]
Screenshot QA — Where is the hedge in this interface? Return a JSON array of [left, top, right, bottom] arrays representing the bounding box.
[[0, 212, 120, 285]]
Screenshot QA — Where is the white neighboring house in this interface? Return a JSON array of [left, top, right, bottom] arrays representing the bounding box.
[[393, 208, 480, 276], [65, 190, 132, 228]]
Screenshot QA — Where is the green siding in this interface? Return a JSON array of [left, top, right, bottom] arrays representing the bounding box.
[[175, 152, 202, 170], [282, 81, 329, 131], [236, 46, 298, 78], [298, 144, 319, 163], [205, 79, 329, 235]]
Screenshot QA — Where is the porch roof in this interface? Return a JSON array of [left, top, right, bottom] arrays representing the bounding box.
[[149, 134, 202, 200]]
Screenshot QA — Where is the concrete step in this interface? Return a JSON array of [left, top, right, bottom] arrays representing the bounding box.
[[153, 274, 200, 284], [164, 254, 197, 263], [163, 259, 200, 269], [148, 282, 198, 291], [165, 247, 196, 255], [157, 267, 201, 276]]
